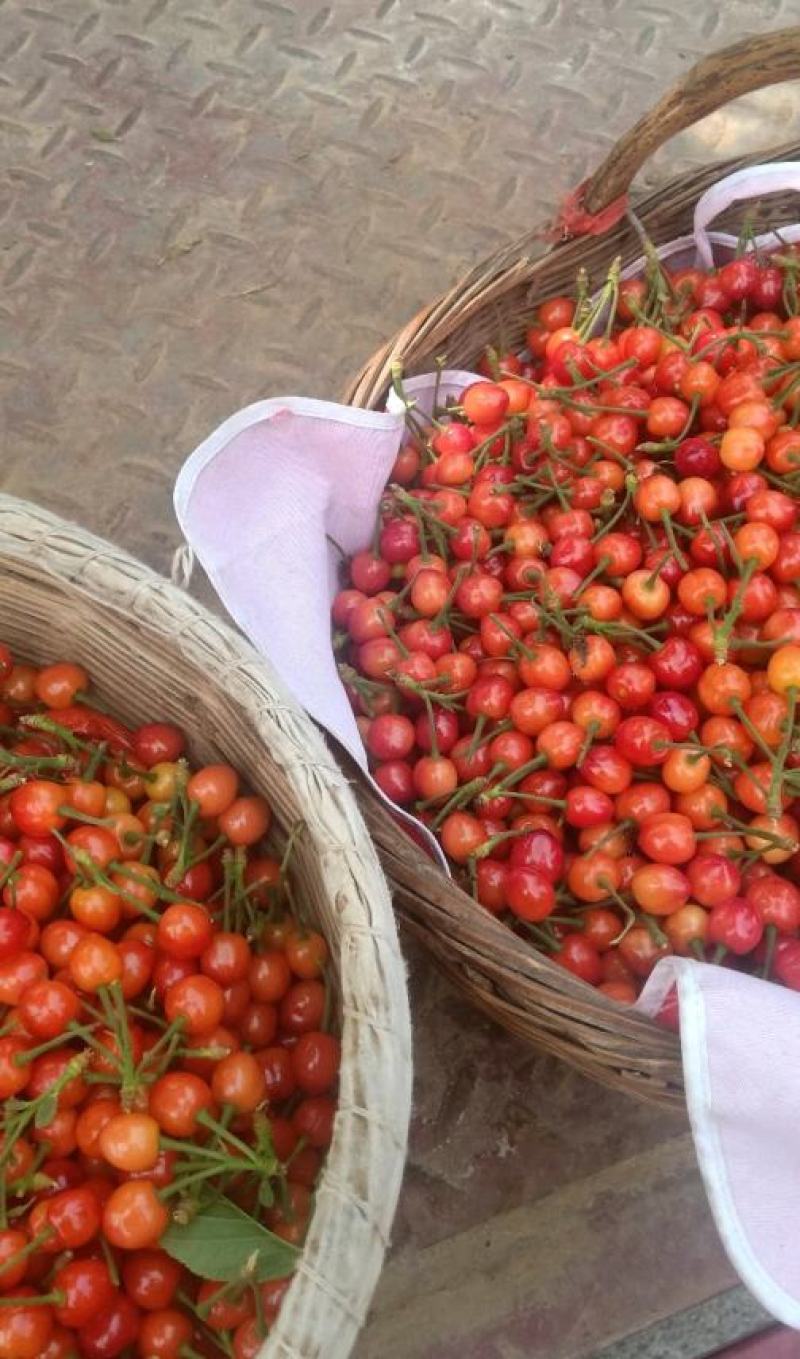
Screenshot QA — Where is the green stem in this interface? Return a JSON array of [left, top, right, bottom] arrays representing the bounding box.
[[195, 1110, 256, 1162], [659, 511, 689, 572], [0, 852, 23, 891], [761, 923, 778, 980], [0, 1291, 64, 1307], [100, 1233, 120, 1286], [161, 1164, 239, 1200], [485, 754, 547, 796], [638, 394, 700, 454], [639, 912, 668, 947], [600, 882, 637, 945], [730, 697, 779, 765], [767, 685, 797, 818], [13, 1024, 95, 1065]]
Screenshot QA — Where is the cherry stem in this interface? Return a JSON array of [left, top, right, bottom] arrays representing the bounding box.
[[767, 685, 797, 818], [0, 748, 72, 773], [0, 1053, 89, 1169], [472, 418, 521, 473], [692, 326, 786, 363], [13, 1024, 95, 1066], [82, 740, 108, 782], [176, 832, 228, 883], [196, 1275, 252, 1319], [108, 861, 193, 906], [391, 488, 453, 559], [639, 912, 668, 947], [591, 820, 634, 855], [576, 256, 621, 342], [659, 512, 688, 571], [390, 364, 430, 441], [0, 1229, 54, 1277], [713, 558, 758, 664], [161, 1163, 242, 1201], [528, 358, 638, 400], [470, 824, 538, 861], [196, 1108, 256, 1162], [577, 555, 613, 596], [391, 674, 466, 712], [518, 920, 561, 952], [0, 1291, 64, 1307], [575, 721, 599, 769], [252, 1278, 268, 1340], [730, 698, 780, 765], [19, 714, 81, 752], [487, 755, 547, 796], [591, 481, 634, 542], [710, 814, 794, 850], [638, 395, 700, 454], [761, 924, 777, 981], [0, 852, 23, 891], [56, 805, 113, 828], [428, 767, 503, 830], [138, 1016, 186, 1083], [163, 768, 198, 886], [98, 981, 139, 1107], [99, 1232, 119, 1286], [599, 882, 637, 945], [466, 715, 487, 761], [490, 612, 539, 661], [177, 1290, 236, 1358], [160, 1136, 250, 1165]]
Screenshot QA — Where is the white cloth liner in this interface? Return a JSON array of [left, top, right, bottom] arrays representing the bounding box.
[[175, 163, 800, 1327], [172, 386, 476, 872], [639, 960, 800, 1327]]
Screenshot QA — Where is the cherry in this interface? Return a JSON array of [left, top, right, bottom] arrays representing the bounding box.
[[707, 898, 763, 956], [505, 867, 555, 922], [614, 717, 671, 767], [556, 934, 602, 985], [509, 830, 564, 882], [686, 854, 741, 907]]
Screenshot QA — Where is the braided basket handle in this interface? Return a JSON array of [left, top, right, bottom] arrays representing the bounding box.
[[584, 27, 800, 215]]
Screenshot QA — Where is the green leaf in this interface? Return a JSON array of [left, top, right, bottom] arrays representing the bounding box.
[[160, 1197, 299, 1283], [34, 1093, 58, 1128]]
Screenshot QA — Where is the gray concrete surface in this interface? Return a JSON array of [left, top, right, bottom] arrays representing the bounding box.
[[2, 2, 798, 1354]]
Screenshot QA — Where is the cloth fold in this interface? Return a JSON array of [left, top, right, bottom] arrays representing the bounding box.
[[639, 959, 800, 1328]]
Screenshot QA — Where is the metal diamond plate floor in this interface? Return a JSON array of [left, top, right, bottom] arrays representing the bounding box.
[[2, 2, 798, 1355]]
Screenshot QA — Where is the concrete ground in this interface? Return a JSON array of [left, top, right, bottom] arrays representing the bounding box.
[[2, 1, 800, 1354]]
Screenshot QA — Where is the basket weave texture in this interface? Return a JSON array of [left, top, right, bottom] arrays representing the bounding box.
[[0, 493, 412, 1359], [342, 53, 800, 1103]]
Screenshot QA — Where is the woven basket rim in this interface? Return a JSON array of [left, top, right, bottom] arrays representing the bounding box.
[[0, 492, 412, 1359]]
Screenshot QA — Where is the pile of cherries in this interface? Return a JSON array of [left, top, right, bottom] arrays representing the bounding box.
[[0, 646, 338, 1358], [334, 246, 800, 1005]]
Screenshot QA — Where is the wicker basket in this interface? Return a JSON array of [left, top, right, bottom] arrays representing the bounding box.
[[343, 29, 800, 1106], [0, 494, 412, 1359]]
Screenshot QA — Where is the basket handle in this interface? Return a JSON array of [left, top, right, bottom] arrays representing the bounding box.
[[583, 28, 800, 216]]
